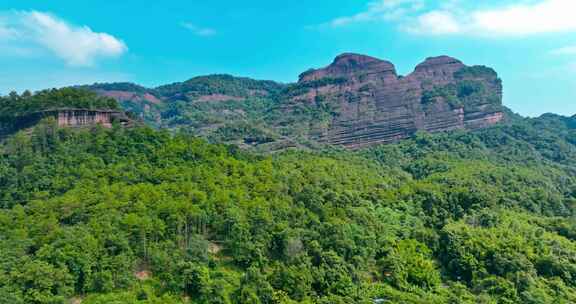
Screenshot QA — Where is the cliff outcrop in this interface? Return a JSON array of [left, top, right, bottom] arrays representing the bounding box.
[[291, 53, 503, 148], [1, 109, 132, 138], [89, 53, 504, 150]]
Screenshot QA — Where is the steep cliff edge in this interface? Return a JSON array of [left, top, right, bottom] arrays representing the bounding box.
[[0, 88, 133, 138], [288, 53, 503, 148], [87, 53, 504, 150]]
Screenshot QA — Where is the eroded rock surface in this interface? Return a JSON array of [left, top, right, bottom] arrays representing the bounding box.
[[88, 53, 504, 150], [291, 53, 503, 148]]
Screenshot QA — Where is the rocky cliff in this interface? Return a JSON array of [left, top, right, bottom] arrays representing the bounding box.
[[87, 53, 504, 150], [289, 53, 503, 148], [0, 109, 132, 139]]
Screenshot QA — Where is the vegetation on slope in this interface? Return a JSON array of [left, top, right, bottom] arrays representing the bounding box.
[[86, 76, 291, 149], [0, 88, 120, 117], [86, 65, 505, 151], [155, 74, 285, 101], [0, 89, 123, 137], [0, 109, 576, 303]]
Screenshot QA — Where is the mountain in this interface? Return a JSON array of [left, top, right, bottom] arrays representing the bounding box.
[[0, 88, 129, 138], [291, 54, 503, 148], [85, 53, 504, 150], [2, 58, 576, 303], [1, 107, 576, 303]]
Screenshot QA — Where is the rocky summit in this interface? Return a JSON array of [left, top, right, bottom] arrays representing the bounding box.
[[87, 53, 505, 150], [291, 53, 504, 148]]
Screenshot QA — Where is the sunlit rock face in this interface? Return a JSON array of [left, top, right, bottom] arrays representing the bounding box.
[[294, 53, 504, 149], [0, 109, 132, 139], [87, 53, 504, 150]]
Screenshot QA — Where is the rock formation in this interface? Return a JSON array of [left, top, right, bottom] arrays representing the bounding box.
[[291, 53, 504, 148], [51, 109, 131, 128], [1, 109, 132, 138], [88, 53, 504, 150]]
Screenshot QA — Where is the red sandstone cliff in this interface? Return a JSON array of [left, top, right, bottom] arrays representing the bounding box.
[[88, 53, 504, 150], [291, 53, 504, 149]]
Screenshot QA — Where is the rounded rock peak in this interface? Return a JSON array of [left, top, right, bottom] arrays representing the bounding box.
[[334, 53, 381, 63], [332, 53, 394, 69], [415, 56, 464, 71], [299, 53, 397, 82]]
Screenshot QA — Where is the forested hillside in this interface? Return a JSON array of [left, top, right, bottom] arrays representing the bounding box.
[[0, 89, 125, 139], [85, 53, 506, 151], [0, 88, 120, 116], [1, 107, 576, 303]]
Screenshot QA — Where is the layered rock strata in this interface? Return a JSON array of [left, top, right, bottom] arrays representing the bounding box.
[[293, 53, 504, 149]]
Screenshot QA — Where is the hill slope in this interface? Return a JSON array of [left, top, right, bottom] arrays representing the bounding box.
[[86, 53, 504, 151], [0, 107, 576, 303]]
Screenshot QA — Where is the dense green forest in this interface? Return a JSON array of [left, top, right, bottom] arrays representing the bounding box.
[[0, 89, 124, 139], [1, 99, 576, 303], [155, 75, 285, 101], [85, 76, 294, 149], [0, 89, 120, 117]]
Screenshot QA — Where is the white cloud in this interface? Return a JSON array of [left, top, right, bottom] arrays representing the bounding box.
[[330, 0, 425, 27], [471, 0, 576, 35], [328, 0, 576, 37], [181, 22, 216, 37], [404, 10, 461, 35], [0, 11, 127, 66], [550, 45, 576, 55]]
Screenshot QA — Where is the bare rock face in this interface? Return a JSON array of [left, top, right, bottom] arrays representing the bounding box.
[[290, 53, 504, 149], [299, 53, 397, 82], [1, 109, 132, 139], [88, 54, 504, 150]]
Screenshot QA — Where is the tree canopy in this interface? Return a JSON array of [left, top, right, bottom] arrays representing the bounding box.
[[0, 111, 576, 303], [0, 88, 120, 117]]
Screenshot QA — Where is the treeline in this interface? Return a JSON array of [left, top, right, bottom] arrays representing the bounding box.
[[0, 88, 120, 117], [155, 75, 285, 101], [0, 112, 576, 303]]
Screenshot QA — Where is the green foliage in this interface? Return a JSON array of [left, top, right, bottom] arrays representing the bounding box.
[[86, 75, 350, 150], [455, 66, 498, 80], [1, 110, 576, 303], [421, 80, 499, 110], [282, 78, 347, 98], [155, 74, 285, 101], [210, 122, 277, 145], [379, 240, 441, 291], [86, 82, 153, 94], [421, 84, 462, 108], [0, 88, 120, 117]]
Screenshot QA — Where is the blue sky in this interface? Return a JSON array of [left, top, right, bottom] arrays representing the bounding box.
[[0, 0, 575, 117]]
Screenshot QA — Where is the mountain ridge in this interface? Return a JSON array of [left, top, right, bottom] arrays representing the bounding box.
[[3, 57, 576, 304], [83, 53, 504, 150], [286, 53, 503, 148]]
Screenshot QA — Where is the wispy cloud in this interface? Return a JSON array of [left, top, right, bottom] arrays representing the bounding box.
[[0, 11, 127, 66], [329, 0, 425, 27], [327, 0, 576, 37], [403, 10, 461, 35], [468, 0, 576, 36], [0, 23, 17, 39], [180, 22, 216, 37]]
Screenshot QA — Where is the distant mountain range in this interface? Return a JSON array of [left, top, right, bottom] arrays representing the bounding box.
[[84, 53, 505, 151]]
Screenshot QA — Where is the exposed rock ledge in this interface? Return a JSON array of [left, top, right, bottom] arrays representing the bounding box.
[[292, 53, 504, 149]]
